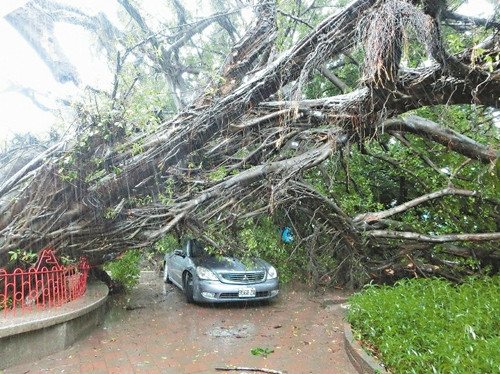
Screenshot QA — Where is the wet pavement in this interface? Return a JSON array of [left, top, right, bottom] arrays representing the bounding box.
[[5, 272, 356, 374]]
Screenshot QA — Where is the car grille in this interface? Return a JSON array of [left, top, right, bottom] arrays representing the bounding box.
[[219, 271, 265, 284], [219, 291, 270, 299], [219, 293, 238, 299]]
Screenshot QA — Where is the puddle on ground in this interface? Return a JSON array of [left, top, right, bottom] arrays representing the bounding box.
[[101, 294, 129, 327], [205, 323, 255, 338], [100, 275, 178, 327]]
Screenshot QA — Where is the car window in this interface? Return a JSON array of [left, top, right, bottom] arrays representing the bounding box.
[[190, 240, 210, 258], [180, 240, 189, 256]]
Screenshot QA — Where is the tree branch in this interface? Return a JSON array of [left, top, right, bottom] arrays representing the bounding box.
[[367, 230, 500, 243], [216, 367, 283, 374], [381, 116, 498, 163], [318, 64, 349, 93], [443, 10, 500, 31], [277, 9, 313, 29], [354, 187, 478, 224]]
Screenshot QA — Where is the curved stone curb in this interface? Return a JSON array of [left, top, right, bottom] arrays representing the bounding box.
[[343, 322, 388, 374], [0, 282, 108, 369], [321, 295, 349, 308]]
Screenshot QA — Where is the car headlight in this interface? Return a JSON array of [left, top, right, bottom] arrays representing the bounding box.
[[267, 266, 277, 279], [196, 266, 219, 280]]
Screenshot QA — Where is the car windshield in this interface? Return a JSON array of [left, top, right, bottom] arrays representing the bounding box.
[[190, 240, 211, 258]]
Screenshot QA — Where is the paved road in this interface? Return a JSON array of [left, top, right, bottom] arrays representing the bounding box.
[[6, 272, 356, 374]]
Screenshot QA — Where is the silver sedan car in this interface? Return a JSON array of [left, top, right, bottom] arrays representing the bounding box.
[[163, 239, 279, 303]]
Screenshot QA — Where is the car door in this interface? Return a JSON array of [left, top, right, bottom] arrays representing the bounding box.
[[169, 241, 188, 287]]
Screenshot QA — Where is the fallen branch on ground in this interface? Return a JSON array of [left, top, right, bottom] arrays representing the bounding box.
[[215, 366, 284, 374]]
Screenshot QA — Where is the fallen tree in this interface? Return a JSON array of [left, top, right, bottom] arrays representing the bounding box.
[[1, 0, 498, 286]]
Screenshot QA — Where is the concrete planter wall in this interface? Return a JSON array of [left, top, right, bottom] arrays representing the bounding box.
[[343, 322, 388, 374], [0, 282, 108, 369]]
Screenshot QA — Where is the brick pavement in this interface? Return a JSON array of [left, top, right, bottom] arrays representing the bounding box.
[[4, 274, 356, 374]]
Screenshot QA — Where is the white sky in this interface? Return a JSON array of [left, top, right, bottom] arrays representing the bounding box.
[[0, 0, 496, 145]]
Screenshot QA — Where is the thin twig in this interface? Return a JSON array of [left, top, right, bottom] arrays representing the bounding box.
[[215, 367, 284, 374]]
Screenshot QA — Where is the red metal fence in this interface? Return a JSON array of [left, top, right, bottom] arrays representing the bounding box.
[[0, 248, 90, 316]]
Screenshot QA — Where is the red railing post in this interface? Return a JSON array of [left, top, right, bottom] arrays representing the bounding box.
[[0, 268, 6, 315]]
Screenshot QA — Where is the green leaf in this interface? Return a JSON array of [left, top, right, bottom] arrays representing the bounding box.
[[250, 347, 274, 357]]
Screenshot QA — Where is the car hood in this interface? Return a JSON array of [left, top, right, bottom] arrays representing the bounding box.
[[193, 256, 268, 272]]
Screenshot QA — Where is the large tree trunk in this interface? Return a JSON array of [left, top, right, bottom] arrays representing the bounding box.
[[1, 0, 498, 286]]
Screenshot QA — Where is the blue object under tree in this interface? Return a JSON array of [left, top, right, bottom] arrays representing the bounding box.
[[281, 227, 294, 243]]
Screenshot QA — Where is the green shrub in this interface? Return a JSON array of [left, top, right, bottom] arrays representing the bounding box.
[[238, 217, 307, 283], [8, 248, 38, 268], [104, 249, 141, 291], [347, 277, 500, 374], [154, 234, 179, 254]]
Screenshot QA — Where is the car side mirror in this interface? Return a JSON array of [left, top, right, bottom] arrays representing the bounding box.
[[174, 249, 184, 257]]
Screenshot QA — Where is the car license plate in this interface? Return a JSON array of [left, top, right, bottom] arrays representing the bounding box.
[[238, 288, 256, 298]]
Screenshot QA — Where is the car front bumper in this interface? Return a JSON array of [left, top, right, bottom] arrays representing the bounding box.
[[192, 278, 279, 303]]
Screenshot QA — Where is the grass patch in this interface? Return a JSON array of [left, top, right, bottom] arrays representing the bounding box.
[[347, 277, 500, 373]]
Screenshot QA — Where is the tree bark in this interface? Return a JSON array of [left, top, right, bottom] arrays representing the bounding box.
[[0, 0, 498, 286], [367, 231, 500, 243], [382, 116, 499, 163], [354, 187, 479, 224]]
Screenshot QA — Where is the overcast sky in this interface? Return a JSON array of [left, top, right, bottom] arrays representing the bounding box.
[[0, 0, 496, 145]]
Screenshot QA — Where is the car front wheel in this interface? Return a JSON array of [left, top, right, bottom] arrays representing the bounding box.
[[163, 262, 172, 284], [184, 272, 195, 303]]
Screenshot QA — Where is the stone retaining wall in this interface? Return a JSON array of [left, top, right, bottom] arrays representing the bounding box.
[[0, 282, 108, 369], [344, 322, 388, 374]]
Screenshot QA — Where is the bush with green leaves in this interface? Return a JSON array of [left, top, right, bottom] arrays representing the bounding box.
[[7, 248, 38, 268], [238, 217, 309, 284], [347, 277, 500, 374], [154, 234, 179, 254], [103, 249, 141, 291]]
